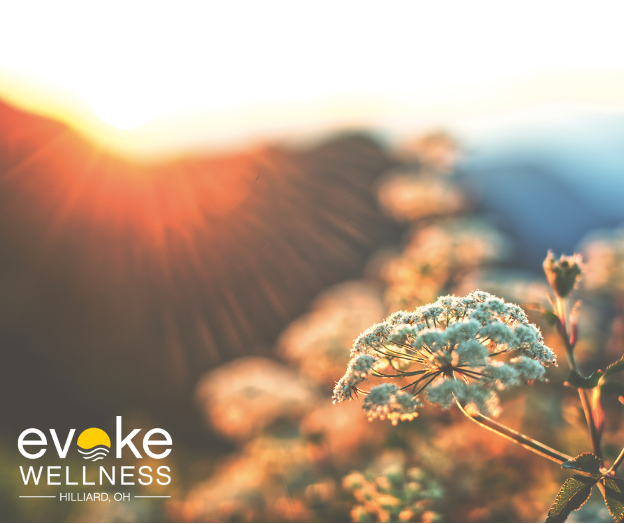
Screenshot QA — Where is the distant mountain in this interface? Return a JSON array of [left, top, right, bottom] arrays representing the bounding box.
[[0, 99, 400, 440], [458, 109, 624, 268]]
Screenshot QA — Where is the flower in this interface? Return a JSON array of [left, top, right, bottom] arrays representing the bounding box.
[[454, 268, 550, 307], [377, 171, 468, 223], [543, 251, 583, 298], [343, 451, 444, 523], [195, 357, 317, 441], [333, 292, 556, 420], [277, 281, 386, 388], [379, 219, 510, 309], [397, 131, 460, 173], [361, 383, 423, 424], [580, 227, 624, 297]]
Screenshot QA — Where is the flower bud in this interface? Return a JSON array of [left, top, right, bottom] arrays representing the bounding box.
[[543, 251, 582, 298]]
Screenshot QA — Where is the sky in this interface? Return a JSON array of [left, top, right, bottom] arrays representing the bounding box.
[[1, 1, 624, 157]]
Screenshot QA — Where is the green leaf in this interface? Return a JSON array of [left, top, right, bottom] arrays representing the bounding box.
[[546, 475, 597, 523], [604, 355, 624, 380], [562, 453, 603, 476], [525, 304, 560, 326], [542, 310, 560, 327], [601, 381, 624, 398], [565, 370, 603, 389], [602, 477, 624, 522]]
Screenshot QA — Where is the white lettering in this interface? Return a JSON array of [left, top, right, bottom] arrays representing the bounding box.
[[100, 466, 115, 485], [143, 428, 172, 459], [83, 466, 95, 486], [116, 416, 142, 458], [138, 466, 153, 485], [65, 466, 78, 486], [19, 466, 43, 485], [47, 466, 61, 485], [50, 429, 75, 458], [18, 429, 47, 459], [121, 466, 135, 485], [157, 466, 171, 485]]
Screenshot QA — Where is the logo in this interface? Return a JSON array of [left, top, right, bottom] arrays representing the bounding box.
[[17, 417, 172, 502], [77, 428, 111, 461]]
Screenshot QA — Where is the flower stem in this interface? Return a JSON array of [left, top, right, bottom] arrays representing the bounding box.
[[608, 447, 624, 475], [454, 398, 572, 465], [556, 296, 602, 459]]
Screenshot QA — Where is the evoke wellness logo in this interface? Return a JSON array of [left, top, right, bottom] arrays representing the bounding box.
[[18, 416, 172, 502]]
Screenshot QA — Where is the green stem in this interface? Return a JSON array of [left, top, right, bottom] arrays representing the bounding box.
[[454, 398, 572, 465]]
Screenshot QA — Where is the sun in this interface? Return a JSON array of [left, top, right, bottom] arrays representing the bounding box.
[[77, 428, 111, 461], [77, 427, 111, 450], [87, 93, 155, 131]]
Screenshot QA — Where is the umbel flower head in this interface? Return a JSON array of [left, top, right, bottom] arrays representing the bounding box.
[[333, 292, 556, 424]]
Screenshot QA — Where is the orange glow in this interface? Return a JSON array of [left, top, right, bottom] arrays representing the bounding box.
[[0, 97, 396, 382]]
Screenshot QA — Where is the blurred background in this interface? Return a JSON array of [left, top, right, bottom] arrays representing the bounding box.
[[2, 1, 624, 522]]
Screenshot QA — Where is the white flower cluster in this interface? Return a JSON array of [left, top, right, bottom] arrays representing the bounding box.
[[361, 383, 423, 425], [333, 292, 556, 420]]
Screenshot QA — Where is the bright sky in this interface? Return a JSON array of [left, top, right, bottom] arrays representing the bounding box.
[[1, 1, 624, 157]]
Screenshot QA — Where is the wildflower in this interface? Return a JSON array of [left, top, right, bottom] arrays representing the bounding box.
[[398, 131, 459, 173], [176, 434, 312, 522], [196, 357, 316, 441], [543, 251, 583, 298], [580, 227, 624, 296], [333, 292, 556, 420], [380, 219, 510, 309], [343, 451, 444, 523], [361, 383, 422, 425], [277, 281, 386, 388], [454, 268, 550, 308], [377, 171, 468, 222]]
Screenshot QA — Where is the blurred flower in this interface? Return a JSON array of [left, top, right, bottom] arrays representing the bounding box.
[[277, 281, 386, 388], [543, 251, 583, 298], [377, 171, 468, 223], [343, 450, 443, 523], [195, 357, 317, 441], [174, 434, 314, 522], [300, 401, 389, 465], [333, 292, 556, 420], [581, 226, 624, 299], [453, 269, 550, 308], [381, 219, 510, 309], [397, 131, 460, 174]]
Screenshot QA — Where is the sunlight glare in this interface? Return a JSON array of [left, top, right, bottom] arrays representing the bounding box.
[[87, 92, 154, 130], [2, 0, 624, 153]]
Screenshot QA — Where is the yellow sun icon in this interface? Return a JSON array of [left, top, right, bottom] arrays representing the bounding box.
[[76, 428, 111, 461]]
